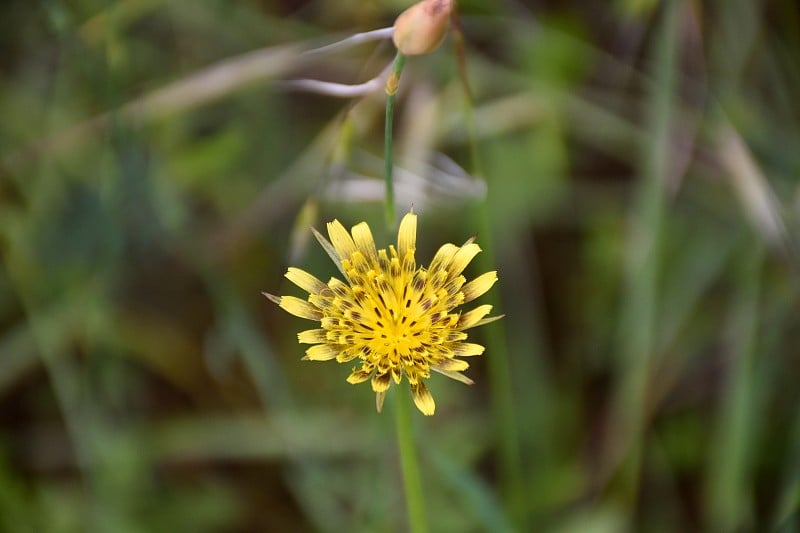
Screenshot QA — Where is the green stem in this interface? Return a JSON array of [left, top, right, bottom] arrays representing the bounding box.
[[452, 19, 524, 525], [475, 204, 524, 524], [384, 52, 406, 230], [613, 0, 678, 505], [395, 384, 428, 533], [450, 12, 482, 177]]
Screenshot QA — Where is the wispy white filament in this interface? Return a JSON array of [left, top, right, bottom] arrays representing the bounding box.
[[302, 27, 394, 56]]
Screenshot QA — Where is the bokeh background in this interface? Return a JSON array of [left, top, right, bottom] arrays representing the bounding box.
[[2, 0, 800, 531]]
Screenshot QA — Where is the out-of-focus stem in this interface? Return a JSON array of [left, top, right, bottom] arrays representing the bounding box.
[[451, 16, 524, 526], [613, 0, 678, 507]]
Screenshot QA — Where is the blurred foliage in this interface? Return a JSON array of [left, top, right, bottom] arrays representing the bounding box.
[[2, 0, 800, 531]]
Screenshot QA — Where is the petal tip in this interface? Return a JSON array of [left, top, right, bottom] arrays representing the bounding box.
[[411, 383, 436, 416], [376, 391, 386, 413], [262, 292, 281, 304]]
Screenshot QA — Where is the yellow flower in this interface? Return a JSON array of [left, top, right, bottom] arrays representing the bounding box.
[[265, 212, 500, 416]]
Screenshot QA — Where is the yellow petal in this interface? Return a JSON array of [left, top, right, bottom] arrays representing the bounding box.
[[286, 267, 327, 294], [279, 296, 322, 320], [327, 277, 350, 295], [433, 358, 469, 372], [462, 271, 498, 303], [397, 212, 417, 259], [449, 243, 481, 278], [444, 275, 466, 296], [429, 243, 458, 273], [445, 331, 468, 342], [411, 382, 435, 416], [336, 348, 360, 363], [452, 342, 485, 357], [346, 251, 371, 277], [391, 367, 402, 384], [402, 251, 416, 278], [351, 222, 378, 261], [297, 329, 328, 344], [371, 372, 392, 392], [327, 219, 358, 262], [304, 344, 341, 361], [308, 293, 333, 310], [347, 367, 373, 384], [457, 304, 493, 329]]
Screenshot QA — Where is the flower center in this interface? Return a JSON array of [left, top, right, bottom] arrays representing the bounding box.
[[386, 322, 414, 351], [373, 313, 415, 351]]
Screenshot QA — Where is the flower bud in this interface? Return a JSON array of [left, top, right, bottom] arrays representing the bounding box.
[[392, 0, 453, 56]]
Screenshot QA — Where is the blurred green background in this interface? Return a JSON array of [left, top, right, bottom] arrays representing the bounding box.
[[2, 0, 800, 531]]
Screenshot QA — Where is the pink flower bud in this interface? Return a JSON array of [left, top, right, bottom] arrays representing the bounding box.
[[392, 0, 453, 56]]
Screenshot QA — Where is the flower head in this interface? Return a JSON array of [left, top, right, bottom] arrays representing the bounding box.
[[265, 212, 500, 416]]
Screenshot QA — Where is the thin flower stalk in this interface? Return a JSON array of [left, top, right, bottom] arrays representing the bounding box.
[[384, 52, 406, 228], [395, 384, 428, 533]]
